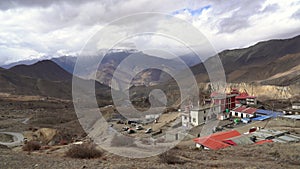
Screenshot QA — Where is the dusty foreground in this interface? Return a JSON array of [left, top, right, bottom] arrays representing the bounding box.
[[0, 142, 299, 169], [0, 95, 299, 169]]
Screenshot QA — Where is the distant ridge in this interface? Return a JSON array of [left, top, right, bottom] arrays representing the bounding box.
[[0, 64, 112, 102], [9, 60, 72, 81], [186, 34, 300, 85]]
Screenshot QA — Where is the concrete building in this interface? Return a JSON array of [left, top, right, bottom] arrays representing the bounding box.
[[236, 94, 257, 106], [190, 107, 206, 126], [282, 102, 300, 115], [190, 105, 220, 126], [211, 92, 237, 112], [181, 105, 192, 128], [249, 129, 300, 143], [246, 97, 257, 105], [292, 103, 300, 110]]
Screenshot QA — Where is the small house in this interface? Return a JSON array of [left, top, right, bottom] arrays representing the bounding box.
[[231, 106, 257, 118], [292, 103, 300, 110], [193, 130, 241, 150]]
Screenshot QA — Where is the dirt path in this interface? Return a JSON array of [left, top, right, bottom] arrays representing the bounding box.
[[0, 132, 24, 147], [233, 121, 264, 133]]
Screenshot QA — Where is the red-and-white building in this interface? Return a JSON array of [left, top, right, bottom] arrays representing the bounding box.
[[193, 130, 241, 150], [235, 90, 257, 107], [231, 106, 257, 118], [206, 88, 257, 120], [210, 90, 238, 120]]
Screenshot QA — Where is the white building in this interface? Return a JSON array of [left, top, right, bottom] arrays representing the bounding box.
[[231, 106, 257, 118], [190, 105, 220, 126], [246, 97, 257, 105], [292, 103, 300, 110], [181, 105, 192, 128]]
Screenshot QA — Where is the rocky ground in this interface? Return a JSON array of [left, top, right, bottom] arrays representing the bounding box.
[[0, 142, 299, 169], [0, 96, 300, 169], [0, 133, 13, 142]]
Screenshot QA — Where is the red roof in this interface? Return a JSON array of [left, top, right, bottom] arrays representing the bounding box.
[[193, 130, 241, 150], [233, 106, 257, 114], [209, 130, 241, 140], [247, 96, 256, 99], [223, 140, 237, 146], [243, 107, 257, 114], [233, 106, 247, 112], [236, 91, 256, 100], [236, 92, 249, 99], [194, 137, 231, 150], [255, 140, 273, 145]]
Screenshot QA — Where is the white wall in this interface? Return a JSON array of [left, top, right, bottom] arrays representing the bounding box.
[[231, 111, 254, 118], [292, 105, 300, 110], [190, 110, 205, 126]]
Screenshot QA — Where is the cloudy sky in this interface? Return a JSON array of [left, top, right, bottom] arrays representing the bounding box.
[[0, 0, 300, 65]]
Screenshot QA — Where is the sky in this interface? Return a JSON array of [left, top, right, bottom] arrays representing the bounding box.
[[0, 0, 300, 65]]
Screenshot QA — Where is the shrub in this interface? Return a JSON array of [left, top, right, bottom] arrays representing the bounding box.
[[65, 143, 102, 159], [22, 141, 41, 152], [159, 151, 186, 165]]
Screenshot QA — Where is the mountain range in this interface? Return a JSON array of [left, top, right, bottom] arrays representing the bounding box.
[[2, 50, 202, 89], [0, 35, 299, 102], [187, 35, 300, 86], [0, 60, 112, 106]]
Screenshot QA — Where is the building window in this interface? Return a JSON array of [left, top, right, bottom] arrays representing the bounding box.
[[193, 118, 196, 123], [204, 117, 206, 121], [204, 110, 206, 114], [235, 112, 238, 116]]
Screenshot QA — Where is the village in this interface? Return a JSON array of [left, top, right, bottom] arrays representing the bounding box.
[[1, 87, 299, 151], [0, 88, 299, 168], [101, 87, 300, 151]]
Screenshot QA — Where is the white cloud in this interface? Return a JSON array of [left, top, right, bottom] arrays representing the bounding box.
[[180, 0, 300, 50], [0, 0, 299, 65]]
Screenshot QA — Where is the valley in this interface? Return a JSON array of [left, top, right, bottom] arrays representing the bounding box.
[[0, 34, 299, 169]]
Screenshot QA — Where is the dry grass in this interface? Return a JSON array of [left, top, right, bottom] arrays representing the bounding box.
[[159, 150, 186, 165], [65, 143, 103, 159], [111, 134, 136, 147]]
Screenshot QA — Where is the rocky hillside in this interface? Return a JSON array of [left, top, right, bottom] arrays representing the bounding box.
[[0, 68, 72, 99], [9, 60, 73, 82], [0, 62, 112, 102], [187, 35, 300, 86]]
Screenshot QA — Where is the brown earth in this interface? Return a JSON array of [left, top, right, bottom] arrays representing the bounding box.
[[0, 95, 299, 169], [0, 142, 299, 169]]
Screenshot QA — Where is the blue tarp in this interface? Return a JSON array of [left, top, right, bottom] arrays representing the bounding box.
[[252, 116, 272, 121], [256, 109, 283, 117]]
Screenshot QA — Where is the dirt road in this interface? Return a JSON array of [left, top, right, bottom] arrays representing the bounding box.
[[0, 132, 24, 147]]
